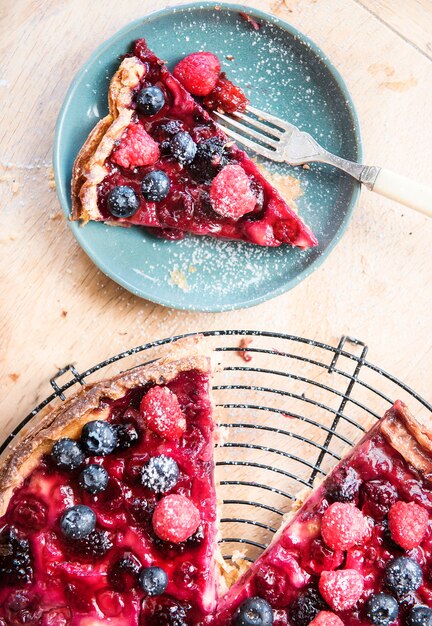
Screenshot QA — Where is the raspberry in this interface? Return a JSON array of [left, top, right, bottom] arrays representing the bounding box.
[[321, 503, 369, 551], [203, 74, 249, 113], [388, 501, 429, 550], [111, 123, 160, 168], [152, 494, 200, 543], [309, 612, 344, 626], [140, 386, 186, 440], [318, 569, 364, 611], [210, 164, 257, 219], [173, 52, 221, 96]]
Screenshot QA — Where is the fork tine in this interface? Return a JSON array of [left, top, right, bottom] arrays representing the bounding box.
[[213, 111, 280, 148], [216, 124, 284, 162], [234, 111, 284, 139], [247, 104, 297, 133]]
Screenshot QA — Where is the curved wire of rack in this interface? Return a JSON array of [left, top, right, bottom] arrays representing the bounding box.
[[1, 331, 431, 564]]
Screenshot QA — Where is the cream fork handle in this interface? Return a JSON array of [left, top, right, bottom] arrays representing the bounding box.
[[370, 168, 432, 217]]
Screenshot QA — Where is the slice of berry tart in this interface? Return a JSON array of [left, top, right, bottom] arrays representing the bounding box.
[[0, 337, 220, 626], [71, 40, 317, 249], [213, 401, 432, 626]]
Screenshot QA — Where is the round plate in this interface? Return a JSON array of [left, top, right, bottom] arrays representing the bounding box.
[[54, 2, 361, 312]]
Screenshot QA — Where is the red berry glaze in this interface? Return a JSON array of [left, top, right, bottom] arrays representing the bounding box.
[[111, 123, 160, 168], [309, 611, 345, 626], [152, 494, 200, 543], [321, 503, 369, 551], [203, 73, 249, 114], [210, 164, 257, 219], [173, 52, 221, 96], [388, 500, 429, 549], [140, 386, 186, 440], [318, 570, 364, 611]]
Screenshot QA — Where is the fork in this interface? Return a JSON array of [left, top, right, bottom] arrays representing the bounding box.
[[214, 105, 432, 217]]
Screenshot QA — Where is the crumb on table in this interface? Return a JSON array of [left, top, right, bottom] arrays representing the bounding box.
[[238, 337, 253, 362]]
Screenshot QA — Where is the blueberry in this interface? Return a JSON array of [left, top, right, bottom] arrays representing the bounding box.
[[60, 505, 96, 540], [69, 529, 112, 559], [407, 606, 432, 626], [189, 137, 229, 182], [79, 464, 109, 494], [136, 86, 165, 116], [289, 586, 326, 626], [114, 423, 139, 451], [141, 170, 170, 201], [384, 556, 423, 599], [170, 131, 197, 164], [81, 420, 117, 456], [141, 455, 179, 494], [235, 597, 273, 626], [0, 527, 33, 585], [365, 593, 398, 626], [326, 466, 361, 503], [139, 566, 168, 596], [51, 438, 84, 471], [107, 186, 140, 218]]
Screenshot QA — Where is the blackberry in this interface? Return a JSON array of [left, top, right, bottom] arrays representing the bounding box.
[[289, 586, 327, 626], [136, 86, 165, 116], [139, 566, 168, 596], [69, 530, 112, 559], [365, 593, 398, 626], [0, 527, 33, 586], [81, 420, 117, 456], [114, 423, 139, 451], [188, 137, 229, 183], [360, 480, 398, 520], [51, 438, 84, 471], [108, 551, 142, 591], [326, 466, 361, 503], [107, 186, 140, 218], [141, 455, 179, 494], [79, 464, 109, 494], [384, 556, 423, 599], [235, 597, 274, 626], [151, 599, 190, 626]]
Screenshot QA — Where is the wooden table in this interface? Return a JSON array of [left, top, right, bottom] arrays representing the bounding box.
[[1, 0, 432, 445]]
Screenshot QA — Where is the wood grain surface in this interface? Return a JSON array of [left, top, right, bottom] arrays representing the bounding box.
[[1, 0, 432, 449]]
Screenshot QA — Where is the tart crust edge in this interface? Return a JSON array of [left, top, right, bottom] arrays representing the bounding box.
[[0, 335, 212, 517]]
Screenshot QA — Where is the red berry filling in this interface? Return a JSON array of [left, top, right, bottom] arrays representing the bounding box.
[[140, 386, 186, 440], [203, 73, 249, 114], [173, 52, 221, 96], [388, 500, 429, 550]]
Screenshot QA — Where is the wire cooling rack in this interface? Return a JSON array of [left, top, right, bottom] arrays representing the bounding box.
[[1, 331, 431, 564]]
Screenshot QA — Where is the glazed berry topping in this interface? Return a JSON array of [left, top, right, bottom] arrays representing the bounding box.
[[289, 586, 327, 626], [51, 438, 84, 471], [79, 464, 109, 494], [140, 386, 186, 440], [111, 123, 160, 168], [318, 569, 364, 611], [384, 556, 423, 599], [151, 598, 190, 626], [114, 422, 139, 450], [107, 186, 140, 218], [81, 420, 118, 456], [60, 504, 96, 540], [407, 606, 432, 626], [255, 563, 290, 608], [0, 527, 33, 586], [136, 86, 165, 116], [326, 466, 361, 503], [360, 480, 398, 520], [141, 455, 179, 493], [141, 170, 170, 201], [388, 501, 429, 549], [3, 590, 42, 625], [173, 52, 221, 96], [203, 73, 249, 114], [189, 137, 229, 183], [234, 597, 273, 626], [108, 551, 142, 591], [365, 593, 398, 626], [301, 538, 344, 575], [309, 612, 345, 626], [210, 164, 257, 219], [69, 529, 113, 559], [152, 494, 200, 543], [10, 496, 47, 531], [138, 566, 168, 596], [170, 131, 197, 164], [321, 502, 369, 551]]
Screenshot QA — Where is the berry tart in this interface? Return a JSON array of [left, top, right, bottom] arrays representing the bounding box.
[[0, 337, 220, 626], [71, 40, 317, 249], [214, 401, 432, 626]]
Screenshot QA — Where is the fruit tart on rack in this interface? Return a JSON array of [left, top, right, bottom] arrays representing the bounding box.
[[71, 40, 317, 249]]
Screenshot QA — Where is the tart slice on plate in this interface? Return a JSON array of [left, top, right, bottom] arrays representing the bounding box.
[[0, 337, 219, 626], [214, 401, 432, 626], [71, 39, 317, 249]]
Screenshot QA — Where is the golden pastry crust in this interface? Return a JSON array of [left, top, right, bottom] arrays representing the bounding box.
[[0, 336, 211, 517], [71, 56, 146, 222]]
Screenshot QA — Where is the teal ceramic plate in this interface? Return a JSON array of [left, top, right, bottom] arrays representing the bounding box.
[[54, 2, 361, 312]]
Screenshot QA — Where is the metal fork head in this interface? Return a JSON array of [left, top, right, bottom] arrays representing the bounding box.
[[214, 105, 322, 166]]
